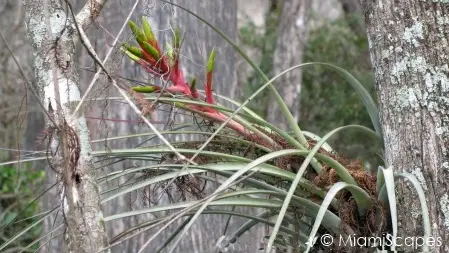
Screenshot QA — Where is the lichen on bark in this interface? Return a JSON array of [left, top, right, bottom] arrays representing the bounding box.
[[23, 0, 109, 252], [361, 0, 449, 251]]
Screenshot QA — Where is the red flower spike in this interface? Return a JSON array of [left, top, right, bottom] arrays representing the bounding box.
[[126, 19, 251, 139]]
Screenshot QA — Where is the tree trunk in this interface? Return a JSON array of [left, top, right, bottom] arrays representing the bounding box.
[[267, 0, 311, 130], [361, 1, 449, 252], [23, 0, 108, 252]]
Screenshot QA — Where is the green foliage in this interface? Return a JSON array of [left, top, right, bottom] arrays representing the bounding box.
[[0, 165, 44, 251]]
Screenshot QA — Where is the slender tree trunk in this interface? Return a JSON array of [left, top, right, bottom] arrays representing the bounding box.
[[267, 0, 311, 130], [23, 0, 109, 252], [361, 1, 449, 252]]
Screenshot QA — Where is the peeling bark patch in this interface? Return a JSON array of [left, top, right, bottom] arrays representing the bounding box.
[[403, 20, 424, 47], [440, 194, 449, 229]]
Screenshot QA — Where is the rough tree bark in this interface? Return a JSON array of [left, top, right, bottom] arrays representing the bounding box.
[[267, 0, 311, 129], [361, 1, 449, 252], [23, 0, 109, 252]]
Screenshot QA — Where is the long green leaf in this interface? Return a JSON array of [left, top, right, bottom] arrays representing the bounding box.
[[381, 166, 397, 251], [106, 194, 281, 221], [227, 211, 308, 246], [163, 146, 351, 253], [266, 125, 373, 252], [395, 172, 431, 253]]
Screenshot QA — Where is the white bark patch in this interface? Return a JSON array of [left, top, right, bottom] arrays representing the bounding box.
[[381, 49, 391, 59], [62, 188, 69, 214], [437, 15, 449, 25], [72, 186, 79, 204], [394, 87, 420, 111], [440, 193, 449, 229], [391, 56, 427, 84], [42, 69, 80, 115], [411, 206, 421, 218], [49, 10, 67, 38], [28, 14, 46, 48], [391, 54, 449, 141], [77, 116, 93, 158], [403, 20, 424, 47]]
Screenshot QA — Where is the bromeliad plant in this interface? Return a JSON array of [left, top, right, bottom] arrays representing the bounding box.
[[0, 6, 431, 253], [118, 17, 389, 252], [112, 15, 432, 253]]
